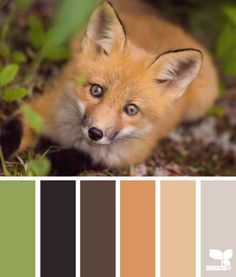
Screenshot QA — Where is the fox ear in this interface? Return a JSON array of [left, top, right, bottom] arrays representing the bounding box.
[[151, 49, 203, 99], [83, 2, 126, 54]]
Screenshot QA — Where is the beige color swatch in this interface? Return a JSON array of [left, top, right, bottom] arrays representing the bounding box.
[[161, 180, 195, 277], [121, 181, 155, 277]]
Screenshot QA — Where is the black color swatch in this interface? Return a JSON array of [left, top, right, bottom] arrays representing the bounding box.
[[41, 180, 76, 277]]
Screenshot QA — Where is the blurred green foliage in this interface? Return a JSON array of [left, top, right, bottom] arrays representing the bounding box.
[[22, 104, 43, 134], [26, 157, 51, 176], [0, 63, 19, 86], [76, 74, 87, 86], [0, 0, 99, 176], [44, 0, 99, 52], [28, 15, 47, 50], [15, 0, 35, 9], [158, 0, 236, 78], [3, 87, 28, 102], [0, 0, 99, 100], [216, 6, 236, 77], [0, 0, 99, 110]]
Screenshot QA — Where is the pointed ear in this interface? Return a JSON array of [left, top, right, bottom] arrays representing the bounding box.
[[82, 1, 126, 54], [151, 49, 203, 99]]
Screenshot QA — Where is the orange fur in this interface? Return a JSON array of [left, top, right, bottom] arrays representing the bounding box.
[[17, 0, 218, 167]]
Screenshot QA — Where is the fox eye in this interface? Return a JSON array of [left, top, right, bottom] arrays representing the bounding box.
[[90, 84, 104, 98], [124, 104, 139, 116]]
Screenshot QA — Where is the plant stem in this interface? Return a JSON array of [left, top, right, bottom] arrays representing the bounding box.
[[0, 147, 10, 176], [0, 4, 16, 44], [0, 0, 9, 10], [22, 52, 44, 84]]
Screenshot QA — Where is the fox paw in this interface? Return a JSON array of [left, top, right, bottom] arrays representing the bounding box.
[[0, 116, 23, 159], [35, 138, 105, 176]]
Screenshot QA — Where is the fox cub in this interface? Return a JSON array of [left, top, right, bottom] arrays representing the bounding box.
[[0, 0, 218, 168]]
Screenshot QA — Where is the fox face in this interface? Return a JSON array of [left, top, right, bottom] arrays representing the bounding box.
[[55, 2, 203, 166], [75, 50, 165, 146]]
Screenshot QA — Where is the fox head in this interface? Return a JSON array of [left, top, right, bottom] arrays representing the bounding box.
[[66, 1, 202, 147]]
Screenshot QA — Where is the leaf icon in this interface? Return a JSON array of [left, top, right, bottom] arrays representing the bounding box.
[[210, 249, 223, 260], [223, 260, 231, 266], [224, 249, 233, 260]]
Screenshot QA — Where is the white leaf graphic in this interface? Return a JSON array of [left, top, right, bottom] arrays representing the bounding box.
[[224, 249, 233, 260], [210, 249, 223, 260], [223, 260, 231, 266]]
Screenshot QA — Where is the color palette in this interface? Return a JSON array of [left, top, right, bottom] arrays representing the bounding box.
[[0, 178, 235, 277]]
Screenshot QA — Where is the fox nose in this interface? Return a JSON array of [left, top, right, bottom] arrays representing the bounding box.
[[88, 127, 103, 141]]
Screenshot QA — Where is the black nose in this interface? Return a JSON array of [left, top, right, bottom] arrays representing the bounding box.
[[88, 127, 103, 141]]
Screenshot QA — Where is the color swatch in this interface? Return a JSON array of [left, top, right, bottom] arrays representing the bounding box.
[[41, 180, 75, 277], [202, 181, 236, 276], [0, 178, 235, 277], [81, 181, 116, 277], [121, 181, 155, 277], [161, 181, 196, 277], [0, 181, 35, 277]]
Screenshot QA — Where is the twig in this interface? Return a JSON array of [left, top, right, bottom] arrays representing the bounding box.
[[0, 4, 16, 44], [0, 147, 11, 176], [0, 0, 9, 10], [22, 52, 44, 85]]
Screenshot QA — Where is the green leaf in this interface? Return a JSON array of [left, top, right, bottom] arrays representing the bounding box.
[[216, 24, 235, 58], [0, 43, 10, 58], [44, 46, 69, 61], [28, 15, 47, 49], [222, 48, 236, 77], [15, 0, 35, 9], [22, 104, 43, 134], [12, 51, 27, 64], [0, 64, 19, 86], [208, 106, 225, 117], [223, 6, 236, 26], [26, 158, 51, 176], [42, 0, 99, 55], [0, 147, 11, 176], [219, 81, 226, 96], [3, 87, 28, 102], [75, 74, 87, 86]]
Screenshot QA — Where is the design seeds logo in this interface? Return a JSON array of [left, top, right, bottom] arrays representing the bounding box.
[[206, 249, 233, 271]]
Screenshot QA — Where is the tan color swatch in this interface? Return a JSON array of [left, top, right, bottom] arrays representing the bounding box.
[[161, 180, 195, 277], [121, 181, 155, 277]]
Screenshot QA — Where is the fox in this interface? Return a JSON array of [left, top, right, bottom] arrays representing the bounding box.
[[0, 0, 218, 170]]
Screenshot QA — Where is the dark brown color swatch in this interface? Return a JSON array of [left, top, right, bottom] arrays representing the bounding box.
[[41, 180, 76, 277], [81, 181, 116, 277]]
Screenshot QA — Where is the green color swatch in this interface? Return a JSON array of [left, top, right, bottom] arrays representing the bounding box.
[[0, 181, 35, 277]]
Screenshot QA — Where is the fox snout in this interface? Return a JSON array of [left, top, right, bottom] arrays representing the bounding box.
[[88, 127, 104, 141], [81, 115, 119, 144]]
